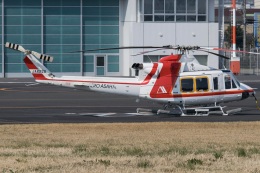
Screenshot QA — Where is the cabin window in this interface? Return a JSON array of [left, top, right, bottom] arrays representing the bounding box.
[[181, 78, 194, 92], [213, 77, 218, 90], [196, 77, 208, 92]]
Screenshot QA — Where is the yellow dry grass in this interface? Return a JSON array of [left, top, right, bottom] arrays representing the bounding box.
[[0, 122, 260, 173]]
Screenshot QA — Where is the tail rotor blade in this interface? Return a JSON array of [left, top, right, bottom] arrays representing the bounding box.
[[5, 42, 54, 62], [5, 42, 26, 53], [32, 51, 53, 62]]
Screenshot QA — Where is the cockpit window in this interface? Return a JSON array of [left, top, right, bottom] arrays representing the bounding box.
[[232, 74, 240, 87], [225, 75, 231, 89], [225, 74, 237, 89], [232, 79, 237, 88]]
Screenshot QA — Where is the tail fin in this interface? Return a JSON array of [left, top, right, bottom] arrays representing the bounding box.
[[24, 55, 54, 81]]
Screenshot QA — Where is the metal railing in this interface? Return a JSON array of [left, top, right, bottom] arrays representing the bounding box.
[[223, 48, 260, 75]]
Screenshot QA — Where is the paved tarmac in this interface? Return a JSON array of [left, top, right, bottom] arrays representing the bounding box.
[[0, 75, 260, 124]]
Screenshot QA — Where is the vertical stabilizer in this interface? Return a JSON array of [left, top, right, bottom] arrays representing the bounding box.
[[24, 55, 54, 81]]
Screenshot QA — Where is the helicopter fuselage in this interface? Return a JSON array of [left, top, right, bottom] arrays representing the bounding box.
[[31, 55, 254, 107]]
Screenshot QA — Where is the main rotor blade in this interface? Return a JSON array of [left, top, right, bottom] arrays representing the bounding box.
[[199, 47, 260, 55], [199, 50, 230, 59], [131, 48, 169, 56], [70, 45, 175, 53]]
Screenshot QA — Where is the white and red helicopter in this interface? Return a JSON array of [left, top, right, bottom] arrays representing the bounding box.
[[5, 42, 258, 116]]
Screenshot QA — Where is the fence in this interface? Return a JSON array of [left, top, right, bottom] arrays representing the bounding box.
[[222, 48, 260, 75]]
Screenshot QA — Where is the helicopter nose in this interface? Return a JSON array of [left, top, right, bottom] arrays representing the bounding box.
[[241, 91, 249, 100], [240, 82, 255, 100], [250, 90, 257, 97]]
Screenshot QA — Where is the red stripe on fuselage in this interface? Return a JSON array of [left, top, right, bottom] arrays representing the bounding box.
[[170, 89, 254, 98], [141, 63, 158, 85], [32, 74, 48, 80], [150, 61, 181, 98]]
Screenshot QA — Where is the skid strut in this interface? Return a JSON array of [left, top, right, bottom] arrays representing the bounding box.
[[136, 106, 242, 116]]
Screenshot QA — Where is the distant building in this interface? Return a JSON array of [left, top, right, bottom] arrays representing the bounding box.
[[1, 0, 219, 78], [215, 0, 254, 8], [255, 0, 260, 8]]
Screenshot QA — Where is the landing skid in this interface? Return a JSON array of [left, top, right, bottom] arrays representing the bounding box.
[[180, 106, 228, 116], [136, 106, 242, 116]]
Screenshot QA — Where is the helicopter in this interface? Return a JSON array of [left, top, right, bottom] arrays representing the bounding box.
[[5, 42, 258, 116]]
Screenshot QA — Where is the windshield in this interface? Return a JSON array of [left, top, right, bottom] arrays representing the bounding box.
[[223, 71, 240, 88], [231, 73, 241, 87]]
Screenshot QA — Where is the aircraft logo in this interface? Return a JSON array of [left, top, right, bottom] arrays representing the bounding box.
[[157, 86, 167, 94]]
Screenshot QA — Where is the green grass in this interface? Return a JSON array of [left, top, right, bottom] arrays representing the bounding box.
[[237, 148, 247, 157], [137, 159, 153, 168], [96, 159, 111, 167], [213, 151, 224, 160], [186, 158, 203, 170], [123, 147, 144, 156], [158, 146, 190, 156]]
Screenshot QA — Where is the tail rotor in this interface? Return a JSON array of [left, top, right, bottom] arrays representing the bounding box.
[[5, 42, 53, 62]]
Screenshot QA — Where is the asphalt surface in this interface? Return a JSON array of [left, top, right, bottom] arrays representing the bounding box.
[[0, 75, 260, 124]]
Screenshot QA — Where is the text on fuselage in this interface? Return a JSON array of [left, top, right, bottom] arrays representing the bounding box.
[[90, 83, 117, 89]]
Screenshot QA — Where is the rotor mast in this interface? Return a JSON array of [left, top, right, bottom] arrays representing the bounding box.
[[230, 0, 240, 75]]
